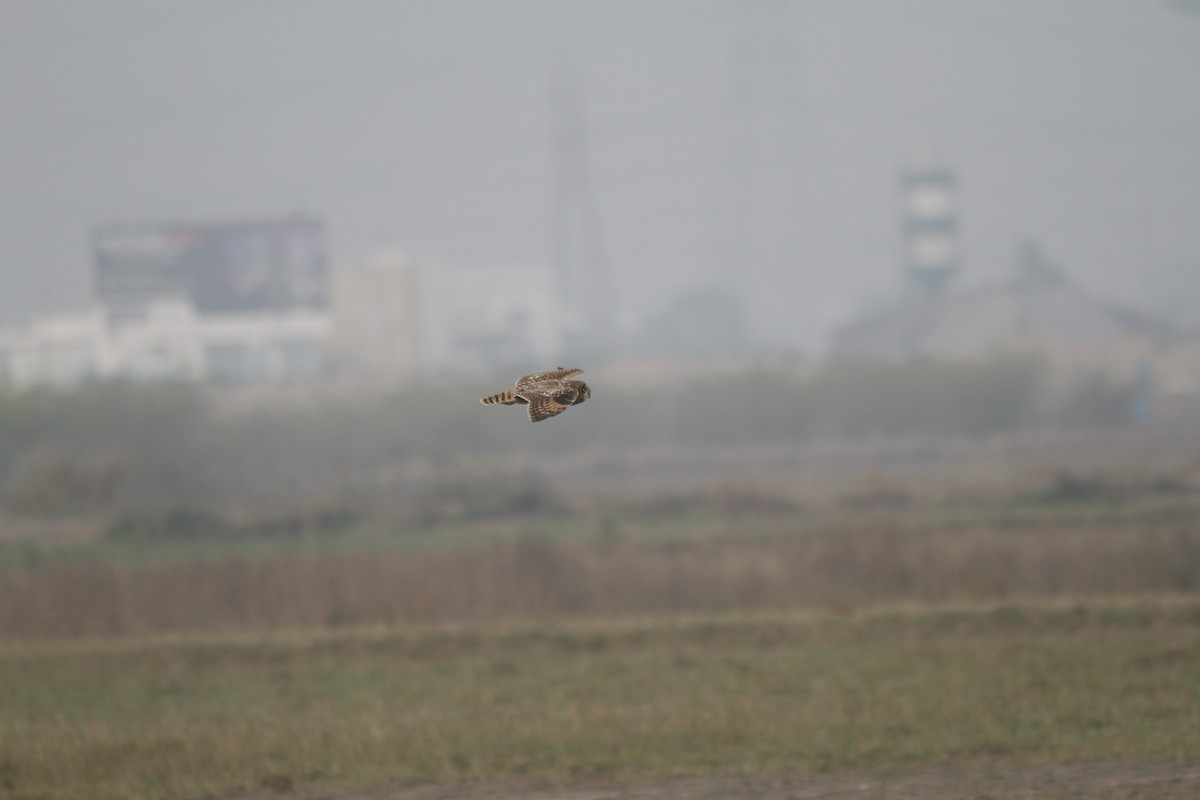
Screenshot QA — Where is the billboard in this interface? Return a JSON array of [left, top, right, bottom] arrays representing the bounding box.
[[93, 216, 328, 316]]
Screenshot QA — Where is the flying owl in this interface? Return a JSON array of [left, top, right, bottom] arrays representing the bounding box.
[[480, 367, 591, 423]]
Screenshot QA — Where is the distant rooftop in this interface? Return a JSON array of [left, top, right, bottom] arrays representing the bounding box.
[[830, 244, 1171, 362]]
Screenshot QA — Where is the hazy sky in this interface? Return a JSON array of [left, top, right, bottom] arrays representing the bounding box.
[[3, 0, 1199, 350]]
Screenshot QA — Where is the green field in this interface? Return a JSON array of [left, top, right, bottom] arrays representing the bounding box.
[[3, 601, 1199, 798], [3, 466, 1200, 798]]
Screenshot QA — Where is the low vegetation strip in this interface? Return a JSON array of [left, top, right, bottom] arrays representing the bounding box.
[[2, 504, 1198, 638], [2, 600, 1198, 799]]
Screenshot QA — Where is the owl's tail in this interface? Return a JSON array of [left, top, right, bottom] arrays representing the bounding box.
[[481, 390, 523, 406]]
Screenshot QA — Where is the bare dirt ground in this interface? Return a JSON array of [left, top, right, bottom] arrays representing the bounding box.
[[235, 762, 1200, 800]]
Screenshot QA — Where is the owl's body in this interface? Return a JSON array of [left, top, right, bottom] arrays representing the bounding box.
[[481, 367, 590, 423]]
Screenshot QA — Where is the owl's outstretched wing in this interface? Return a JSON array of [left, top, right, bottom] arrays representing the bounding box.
[[516, 367, 583, 391], [518, 382, 580, 423]]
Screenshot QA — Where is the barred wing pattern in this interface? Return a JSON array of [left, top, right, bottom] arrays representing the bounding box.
[[481, 367, 590, 423], [515, 367, 584, 391]]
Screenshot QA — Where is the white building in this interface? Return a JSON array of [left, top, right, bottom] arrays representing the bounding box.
[[0, 311, 106, 388], [0, 302, 329, 389], [421, 262, 563, 372], [0, 243, 566, 388]]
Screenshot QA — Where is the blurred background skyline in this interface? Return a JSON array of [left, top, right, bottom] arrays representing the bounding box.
[[4, 0, 1199, 359]]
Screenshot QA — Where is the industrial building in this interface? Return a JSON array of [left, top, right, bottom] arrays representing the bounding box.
[[831, 158, 1180, 380], [829, 246, 1169, 369]]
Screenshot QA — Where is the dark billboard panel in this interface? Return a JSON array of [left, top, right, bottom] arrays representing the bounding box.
[[93, 216, 328, 316]]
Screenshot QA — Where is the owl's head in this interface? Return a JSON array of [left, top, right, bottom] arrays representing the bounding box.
[[571, 381, 591, 405]]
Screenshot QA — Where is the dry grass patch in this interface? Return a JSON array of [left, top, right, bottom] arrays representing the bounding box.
[[3, 498, 1199, 637]]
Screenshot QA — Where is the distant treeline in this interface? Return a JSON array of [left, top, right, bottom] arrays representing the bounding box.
[[0, 355, 1135, 515]]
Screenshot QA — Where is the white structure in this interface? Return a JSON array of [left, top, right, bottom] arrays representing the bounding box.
[[0, 311, 107, 388], [0, 302, 329, 389], [900, 159, 960, 296], [0, 244, 568, 387], [421, 262, 563, 372]]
